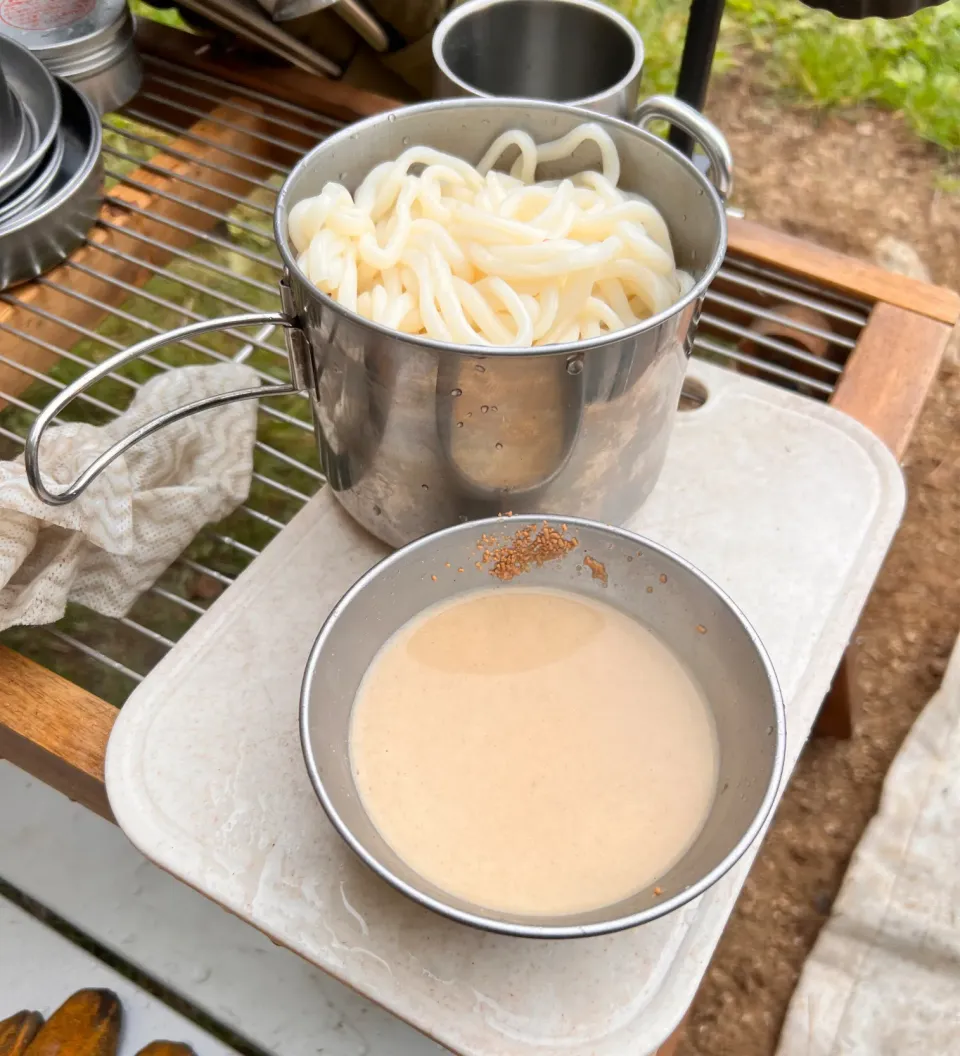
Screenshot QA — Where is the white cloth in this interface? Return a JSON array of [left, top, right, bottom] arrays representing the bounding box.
[[0, 364, 260, 631], [776, 631, 960, 1056]]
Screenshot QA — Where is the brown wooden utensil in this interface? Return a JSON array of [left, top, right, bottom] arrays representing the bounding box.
[[21, 990, 120, 1056], [0, 1011, 44, 1056]]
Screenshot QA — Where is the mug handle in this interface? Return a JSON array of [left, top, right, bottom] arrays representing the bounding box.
[[26, 306, 310, 507], [632, 94, 734, 202]]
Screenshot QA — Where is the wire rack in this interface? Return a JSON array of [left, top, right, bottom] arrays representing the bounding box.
[[0, 54, 871, 705]]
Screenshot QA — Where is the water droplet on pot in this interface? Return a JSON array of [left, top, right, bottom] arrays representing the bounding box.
[[475, 363, 486, 373], [402, 137, 410, 145], [466, 411, 473, 418], [388, 113, 397, 121], [456, 421, 464, 428], [480, 405, 489, 413], [495, 442, 503, 450], [451, 387, 462, 397], [421, 483, 429, 490], [566, 357, 583, 376], [491, 405, 498, 411], [372, 504, 382, 515]]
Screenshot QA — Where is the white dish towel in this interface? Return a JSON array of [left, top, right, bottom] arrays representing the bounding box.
[[0, 364, 261, 631], [777, 630, 960, 1055]]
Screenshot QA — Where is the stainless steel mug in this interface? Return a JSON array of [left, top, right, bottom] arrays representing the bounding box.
[[433, 0, 645, 118], [25, 97, 731, 548]]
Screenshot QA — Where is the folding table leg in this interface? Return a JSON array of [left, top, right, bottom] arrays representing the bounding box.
[[654, 1016, 687, 1054], [815, 647, 860, 739]]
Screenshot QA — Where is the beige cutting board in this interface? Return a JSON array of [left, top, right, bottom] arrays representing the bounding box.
[[105, 361, 905, 1056]]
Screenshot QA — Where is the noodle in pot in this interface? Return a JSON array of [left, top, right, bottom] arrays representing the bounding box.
[[287, 123, 694, 347]]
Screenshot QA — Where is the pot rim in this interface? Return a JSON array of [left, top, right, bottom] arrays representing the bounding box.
[[431, 0, 646, 111], [273, 97, 728, 359], [299, 514, 786, 939]]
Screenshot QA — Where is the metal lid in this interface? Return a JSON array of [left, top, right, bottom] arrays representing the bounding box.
[[42, 11, 134, 78], [0, 0, 128, 59]]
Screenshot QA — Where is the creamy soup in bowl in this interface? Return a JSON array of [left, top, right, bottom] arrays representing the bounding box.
[[300, 515, 784, 938]]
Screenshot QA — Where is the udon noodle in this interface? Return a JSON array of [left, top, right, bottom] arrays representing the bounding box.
[[288, 123, 693, 347]]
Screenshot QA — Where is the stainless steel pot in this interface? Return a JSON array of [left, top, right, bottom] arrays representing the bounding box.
[[433, 0, 645, 118], [300, 514, 785, 937], [25, 96, 731, 547]]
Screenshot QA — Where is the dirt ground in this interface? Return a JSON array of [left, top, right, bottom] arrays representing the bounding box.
[[677, 69, 960, 1056]]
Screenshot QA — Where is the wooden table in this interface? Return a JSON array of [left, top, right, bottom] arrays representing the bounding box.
[[0, 21, 957, 1054]]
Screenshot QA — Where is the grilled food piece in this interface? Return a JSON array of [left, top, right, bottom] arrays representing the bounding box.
[[134, 1044, 197, 1056], [23, 990, 121, 1056], [0, 1011, 44, 1056]]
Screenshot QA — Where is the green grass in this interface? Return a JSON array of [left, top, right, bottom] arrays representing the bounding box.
[[130, 0, 192, 29], [612, 0, 960, 151]]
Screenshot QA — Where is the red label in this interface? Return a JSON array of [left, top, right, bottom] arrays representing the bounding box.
[[0, 0, 95, 30]]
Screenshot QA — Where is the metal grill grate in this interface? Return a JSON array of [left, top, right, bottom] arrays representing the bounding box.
[[0, 56, 871, 705]]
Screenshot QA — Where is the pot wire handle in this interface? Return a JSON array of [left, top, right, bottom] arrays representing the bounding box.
[[632, 94, 733, 202], [26, 311, 300, 507]]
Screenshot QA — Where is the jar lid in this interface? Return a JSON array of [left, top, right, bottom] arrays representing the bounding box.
[[0, 0, 128, 58]]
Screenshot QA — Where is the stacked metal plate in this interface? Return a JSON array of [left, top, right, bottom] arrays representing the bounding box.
[[0, 0, 141, 115], [0, 37, 103, 290]]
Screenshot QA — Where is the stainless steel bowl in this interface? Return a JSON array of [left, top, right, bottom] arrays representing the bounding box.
[[300, 515, 785, 938], [0, 102, 38, 201], [0, 36, 62, 202], [0, 130, 65, 227], [0, 79, 103, 290], [0, 64, 26, 186]]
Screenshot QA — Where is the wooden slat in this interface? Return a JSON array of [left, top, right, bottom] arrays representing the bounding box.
[[831, 302, 951, 461], [0, 647, 115, 821], [812, 304, 948, 742], [0, 98, 282, 412], [727, 218, 960, 327]]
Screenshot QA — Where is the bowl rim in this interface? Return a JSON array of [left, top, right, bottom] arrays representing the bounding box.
[[299, 514, 786, 939], [431, 0, 646, 112]]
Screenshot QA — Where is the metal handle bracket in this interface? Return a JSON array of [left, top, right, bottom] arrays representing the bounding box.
[[280, 277, 316, 394], [632, 94, 734, 202], [25, 311, 305, 506]]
